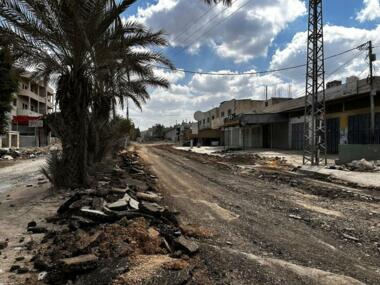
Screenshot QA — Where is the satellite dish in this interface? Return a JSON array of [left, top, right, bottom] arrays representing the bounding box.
[[194, 111, 203, 121]]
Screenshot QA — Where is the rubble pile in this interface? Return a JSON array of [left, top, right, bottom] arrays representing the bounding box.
[[0, 146, 55, 161], [23, 150, 199, 285], [345, 159, 379, 172]]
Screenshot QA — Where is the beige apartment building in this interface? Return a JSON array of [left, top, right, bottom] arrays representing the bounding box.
[[1, 72, 54, 148]]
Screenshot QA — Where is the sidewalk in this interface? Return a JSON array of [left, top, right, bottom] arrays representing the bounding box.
[[300, 165, 380, 188], [174, 146, 380, 189]]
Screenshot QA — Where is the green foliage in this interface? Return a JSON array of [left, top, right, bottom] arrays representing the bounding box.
[[0, 48, 18, 135], [0, 0, 172, 187], [41, 151, 71, 188], [152, 123, 166, 139]]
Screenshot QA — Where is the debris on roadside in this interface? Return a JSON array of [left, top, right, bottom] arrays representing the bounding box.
[[23, 149, 202, 284], [345, 159, 379, 172], [0, 146, 55, 161]]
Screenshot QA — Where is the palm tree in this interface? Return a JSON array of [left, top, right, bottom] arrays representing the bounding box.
[[0, 0, 172, 187]]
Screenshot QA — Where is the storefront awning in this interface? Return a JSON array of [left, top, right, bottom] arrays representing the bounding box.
[[12, 115, 42, 125]]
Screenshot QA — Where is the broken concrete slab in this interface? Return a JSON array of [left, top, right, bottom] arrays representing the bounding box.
[[136, 192, 162, 203], [107, 199, 129, 211], [141, 202, 165, 215], [174, 236, 199, 254], [59, 254, 98, 272], [129, 198, 139, 210], [80, 208, 109, 222], [107, 194, 132, 211]]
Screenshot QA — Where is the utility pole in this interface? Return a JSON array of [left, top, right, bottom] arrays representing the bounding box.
[[368, 41, 376, 143], [265, 85, 268, 106], [303, 0, 327, 166]]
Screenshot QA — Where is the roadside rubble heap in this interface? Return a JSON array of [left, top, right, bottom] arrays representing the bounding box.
[[345, 159, 380, 172], [24, 150, 200, 285], [0, 147, 52, 160]]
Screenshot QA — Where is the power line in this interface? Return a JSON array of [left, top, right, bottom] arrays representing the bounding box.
[[326, 49, 366, 79], [172, 0, 248, 57], [154, 42, 370, 77], [171, 1, 232, 44]]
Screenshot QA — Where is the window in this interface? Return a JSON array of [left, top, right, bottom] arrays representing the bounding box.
[[22, 103, 28, 110], [203, 119, 205, 124], [212, 116, 215, 120], [22, 83, 28, 90], [221, 112, 225, 117], [13, 99, 17, 106], [228, 109, 232, 115], [207, 118, 210, 123], [31, 105, 35, 112]]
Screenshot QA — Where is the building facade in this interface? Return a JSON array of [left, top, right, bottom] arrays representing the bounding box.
[[0, 72, 54, 148], [194, 76, 380, 153]]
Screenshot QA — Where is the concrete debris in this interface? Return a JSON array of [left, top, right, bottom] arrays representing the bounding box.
[[0, 146, 54, 161], [141, 202, 165, 214], [107, 199, 129, 211], [59, 254, 99, 272], [174, 236, 199, 254], [346, 159, 377, 172], [2, 155, 14, 160], [129, 198, 139, 210], [24, 149, 201, 285], [136, 192, 162, 203]]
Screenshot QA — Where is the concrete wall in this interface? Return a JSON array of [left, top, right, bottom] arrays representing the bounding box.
[[338, 144, 380, 164]]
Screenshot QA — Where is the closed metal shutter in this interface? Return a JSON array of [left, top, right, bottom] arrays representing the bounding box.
[[291, 123, 304, 150], [348, 113, 380, 144], [348, 114, 370, 144], [326, 118, 340, 154]]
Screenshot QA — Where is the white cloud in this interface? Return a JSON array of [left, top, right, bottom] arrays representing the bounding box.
[[128, 0, 306, 63], [127, 69, 296, 130], [271, 25, 380, 87], [356, 0, 380, 22]]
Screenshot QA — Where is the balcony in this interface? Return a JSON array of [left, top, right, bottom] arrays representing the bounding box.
[[16, 109, 44, 117], [18, 89, 54, 109]]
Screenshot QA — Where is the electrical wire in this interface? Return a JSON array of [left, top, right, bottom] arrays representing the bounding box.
[[172, 0, 249, 57], [154, 42, 370, 77], [171, 0, 235, 44]]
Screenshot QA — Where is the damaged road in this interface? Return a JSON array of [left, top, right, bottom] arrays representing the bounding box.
[[138, 144, 380, 285]]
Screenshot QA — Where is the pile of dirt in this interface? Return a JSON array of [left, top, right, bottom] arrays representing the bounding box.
[[18, 149, 203, 285]]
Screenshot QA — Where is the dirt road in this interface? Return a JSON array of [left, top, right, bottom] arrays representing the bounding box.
[[138, 144, 380, 285], [0, 158, 60, 284], [0, 158, 46, 193]]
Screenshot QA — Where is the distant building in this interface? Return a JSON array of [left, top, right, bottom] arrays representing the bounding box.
[[194, 76, 380, 153], [1, 72, 55, 148]]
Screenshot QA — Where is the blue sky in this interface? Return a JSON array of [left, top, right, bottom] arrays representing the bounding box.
[[120, 0, 380, 130]]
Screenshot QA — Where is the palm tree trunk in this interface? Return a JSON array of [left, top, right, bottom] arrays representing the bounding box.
[[57, 73, 91, 187]]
